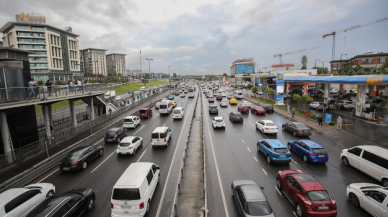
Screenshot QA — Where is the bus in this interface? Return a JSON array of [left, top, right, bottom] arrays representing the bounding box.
[[188, 88, 195, 98]]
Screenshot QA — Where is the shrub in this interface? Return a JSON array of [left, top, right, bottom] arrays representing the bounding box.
[[55, 80, 62, 85], [252, 86, 258, 94], [329, 121, 335, 126], [38, 81, 44, 86]]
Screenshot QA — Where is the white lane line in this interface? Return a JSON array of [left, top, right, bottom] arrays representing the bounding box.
[[203, 111, 230, 217], [250, 122, 254, 127], [292, 159, 298, 165], [247, 147, 251, 152], [262, 168, 267, 175], [91, 150, 116, 173], [293, 211, 297, 217], [93, 138, 103, 145], [254, 157, 258, 161], [242, 140, 245, 143], [234, 129, 235, 131], [231, 124, 233, 126], [37, 169, 59, 183], [137, 149, 147, 162], [275, 187, 282, 197], [237, 133, 240, 136], [133, 125, 145, 135], [155, 94, 196, 217]]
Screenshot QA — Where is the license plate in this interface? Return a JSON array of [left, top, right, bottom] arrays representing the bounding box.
[[319, 155, 325, 157], [107, 139, 112, 141], [121, 205, 133, 209], [318, 206, 329, 210], [280, 155, 286, 158], [62, 167, 70, 171], [304, 130, 308, 132]]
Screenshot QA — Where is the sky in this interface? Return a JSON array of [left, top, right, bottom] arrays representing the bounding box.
[[1, 0, 387, 75]]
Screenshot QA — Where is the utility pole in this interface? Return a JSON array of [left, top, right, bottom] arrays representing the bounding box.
[[146, 58, 153, 104], [139, 49, 142, 73], [315, 59, 320, 68], [340, 54, 347, 73], [322, 61, 327, 74]]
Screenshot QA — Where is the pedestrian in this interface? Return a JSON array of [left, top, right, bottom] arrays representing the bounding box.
[[77, 80, 82, 92], [292, 108, 295, 118], [34, 80, 39, 98], [28, 79, 35, 98], [337, 116, 343, 130], [287, 104, 290, 113], [45, 80, 52, 96], [109, 108, 112, 115], [318, 115, 323, 127], [323, 102, 327, 114], [305, 110, 309, 120], [69, 80, 74, 92]]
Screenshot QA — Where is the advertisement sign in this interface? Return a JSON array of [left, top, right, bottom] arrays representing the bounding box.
[[142, 79, 148, 83], [16, 13, 46, 24], [259, 84, 263, 92], [237, 63, 254, 74], [325, 113, 332, 122], [276, 73, 284, 102]]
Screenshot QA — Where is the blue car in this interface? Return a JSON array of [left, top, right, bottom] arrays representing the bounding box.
[[287, 140, 328, 163], [257, 139, 291, 164], [168, 95, 174, 100]]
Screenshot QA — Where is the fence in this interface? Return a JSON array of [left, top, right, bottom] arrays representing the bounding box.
[[37, 112, 88, 137]]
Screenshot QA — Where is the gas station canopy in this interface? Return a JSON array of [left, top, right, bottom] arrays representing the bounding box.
[[284, 75, 388, 85]]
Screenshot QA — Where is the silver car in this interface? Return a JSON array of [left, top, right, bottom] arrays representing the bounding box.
[[220, 100, 228, 107]]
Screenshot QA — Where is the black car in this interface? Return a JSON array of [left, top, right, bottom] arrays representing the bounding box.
[[59, 146, 104, 171], [209, 105, 218, 114], [229, 112, 243, 123], [262, 104, 274, 113], [105, 127, 127, 143], [282, 122, 311, 137], [25, 188, 95, 217], [175, 91, 180, 96]]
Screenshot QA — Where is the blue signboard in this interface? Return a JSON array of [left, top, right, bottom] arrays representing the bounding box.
[[325, 113, 332, 122], [276, 73, 284, 102], [237, 63, 254, 74]]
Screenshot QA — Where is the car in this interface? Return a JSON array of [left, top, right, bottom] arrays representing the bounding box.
[[139, 108, 152, 119], [237, 105, 250, 113], [180, 93, 185, 98], [175, 91, 180, 96], [282, 122, 311, 137], [276, 170, 337, 217], [336, 100, 354, 110], [216, 95, 223, 101], [227, 93, 233, 99], [229, 112, 243, 123], [123, 115, 140, 128], [256, 120, 278, 135], [184, 90, 188, 94], [309, 102, 323, 109], [262, 104, 274, 113], [209, 105, 218, 114], [0, 183, 55, 217], [59, 146, 104, 171], [115, 96, 122, 100], [205, 92, 211, 98], [171, 100, 177, 108], [105, 127, 127, 143], [229, 98, 238, 105], [251, 106, 266, 115], [208, 96, 215, 102], [257, 139, 291, 164], [346, 183, 388, 216], [220, 99, 228, 107], [168, 95, 174, 100], [25, 187, 96, 217], [212, 117, 225, 129], [117, 136, 143, 156], [155, 102, 161, 109], [287, 140, 328, 163], [179, 90, 183, 94], [231, 180, 275, 217], [151, 127, 172, 148], [173, 107, 185, 119], [239, 101, 252, 109]]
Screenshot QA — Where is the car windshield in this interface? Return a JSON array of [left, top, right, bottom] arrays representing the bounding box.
[[25, 196, 65, 217], [160, 105, 167, 109], [306, 191, 330, 201], [266, 105, 273, 108], [210, 106, 217, 108], [237, 93, 243, 95], [265, 123, 276, 126], [274, 148, 288, 153], [312, 148, 327, 155], [173, 110, 181, 114], [295, 123, 308, 128], [139, 110, 147, 113], [112, 189, 141, 200], [233, 113, 241, 117], [63, 150, 82, 160], [245, 201, 273, 216], [243, 106, 248, 109]]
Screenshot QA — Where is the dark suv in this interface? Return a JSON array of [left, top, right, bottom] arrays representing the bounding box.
[[209, 105, 218, 114], [229, 112, 243, 123], [104, 128, 127, 143], [262, 104, 274, 113]]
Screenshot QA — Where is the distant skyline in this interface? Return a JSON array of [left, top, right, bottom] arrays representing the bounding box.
[[1, 0, 387, 75]]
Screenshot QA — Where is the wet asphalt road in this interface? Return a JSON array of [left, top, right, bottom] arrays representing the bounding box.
[[202, 88, 380, 217]]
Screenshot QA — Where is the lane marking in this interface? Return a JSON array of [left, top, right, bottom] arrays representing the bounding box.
[[293, 211, 297, 217], [292, 159, 298, 165], [133, 125, 145, 135], [275, 187, 282, 197], [137, 149, 147, 162], [262, 168, 267, 175], [237, 133, 240, 136], [242, 140, 245, 143], [155, 93, 196, 217], [91, 150, 116, 173], [93, 138, 103, 145], [37, 169, 59, 183], [234, 129, 235, 131], [250, 122, 254, 127], [254, 157, 258, 162], [247, 147, 251, 152]]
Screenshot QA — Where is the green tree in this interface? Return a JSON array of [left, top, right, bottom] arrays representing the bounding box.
[[55, 80, 62, 85], [222, 73, 228, 78], [264, 88, 275, 102], [333, 71, 339, 76], [301, 55, 308, 68], [302, 95, 313, 105], [301, 65, 307, 69], [252, 86, 258, 94], [144, 74, 150, 79], [293, 94, 302, 110], [173, 73, 177, 77], [113, 72, 117, 76]]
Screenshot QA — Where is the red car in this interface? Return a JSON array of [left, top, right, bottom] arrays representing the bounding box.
[[237, 105, 249, 113], [139, 108, 152, 119], [276, 170, 337, 217], [251, 106, 266, 115]]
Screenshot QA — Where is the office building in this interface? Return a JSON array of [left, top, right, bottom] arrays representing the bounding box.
[[0, 22, 81, 81], [230, 58, 256, 76], [330, 51, 388, 73], [80, 48, 107, 80], [106, 53, 126, 76]]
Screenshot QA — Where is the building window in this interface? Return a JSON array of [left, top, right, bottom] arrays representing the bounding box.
[[369, 59, 373, 64], [361, 59, 365, 64], [18, 45, 33, 49], [16, 25, 30, 30], [381, 58, 386, 63], [31, 27, 45, 31]]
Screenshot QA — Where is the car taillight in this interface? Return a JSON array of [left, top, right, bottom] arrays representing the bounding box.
[[287, 153, 291, 156], [128, 147, 132, 149], [131, 122, 134, 124], [214, 122, 217, 125], [276, 128, 278, 130], [114, 134, 118, 138], [104, 135, 106, 138], [164, 135, 166, 142], [298, 130, 302, 132], [271, 152, 279, 157], [241, 116, 243, 118], [265, 128, 268, 130], [223, 122, 225, 124], [233, 116, 235, 119], [326, 153, 329, 155], [140, 202, 144, 209], [309, 153, 316, 156], [71, 162, 78, 165], [111, 203, 114, 209], [58, 162, 62, 165], [117, 147, 120, 149], [209, 108, 211, 110]]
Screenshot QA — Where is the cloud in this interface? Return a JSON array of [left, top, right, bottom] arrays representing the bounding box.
[[301, 6, 350, 26], [176, 45, 196, 52], [174, 56, 192, 61]]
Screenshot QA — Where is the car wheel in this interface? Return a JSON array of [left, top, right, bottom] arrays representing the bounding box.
[[288, 144, 292, 150], [262, 129, 264, 134], [276, 177, 282, 190], [383, 179, 388, 187], [349, 193, 360, 207], [46, 190, 54, 197], [296, 203, 305, 217], [82, 162, 87, 170], [293, 131, 297, 137], [133, 148, 136, 155], [266, 155, 271, 164], [282, 126, 285, 131], [87, 197, 95, 211], [141, 140, 143, 146], [257, 145, 260, 152], [99, 149, 104, 156], [342, 157, 349, 166], [303, 155, 308, 162]]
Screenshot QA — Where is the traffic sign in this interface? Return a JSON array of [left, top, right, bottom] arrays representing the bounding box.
[[142, 80, 149, 83]]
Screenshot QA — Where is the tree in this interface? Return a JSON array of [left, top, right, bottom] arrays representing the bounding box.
[[233, 84, 239, 89], [247, 84, 253, 89], [302, 95, 313, 105], [222, 73, 228, 78], [252, 86, 258, 94], [293, 94, 302, 110], [264, 88, 275, 102], [301, 55, 308, 69], [301, 65, 307, 69], [144, 74, 150, 79], [173, 73, 177, 77], [333, 71, 339, 76], [113, 72, 117, 76]]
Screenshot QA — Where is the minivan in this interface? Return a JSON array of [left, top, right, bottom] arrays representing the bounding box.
[[123, 116, 140, 128], [111, 162, 160, 217], [159, 100, 173, 115], [341, 145, 388, 186], [234, 91, 243, 99], [139, 108, 152, 119], [151, 127, 172, 148], [172, 107, 185, 120]]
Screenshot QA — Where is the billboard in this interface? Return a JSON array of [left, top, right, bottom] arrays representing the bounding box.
[[276, 73, 284, 102], [142, 79, 148, 83], [237, 63, 254, 74], [16, 13, 46, 24]]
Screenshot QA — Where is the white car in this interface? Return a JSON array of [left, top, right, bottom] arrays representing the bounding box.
[[117, 136, 143, 155], [115, 96, 122, 100], [239, 101, 252, 109], [180, 93, 185, 98], [0, 183, 55, 217], [212, 117, 225, 129], [309, 102, 322, 109], [256, 120, 278, 135], [227, 94, 233, 99], [123, 116, 140, 128], [346, 183, 388, 216], [220, 100, 228, 107], [336, 100, 354, 110]]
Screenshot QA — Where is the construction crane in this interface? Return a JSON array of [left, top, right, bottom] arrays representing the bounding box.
[[323, 17, 388, 60], [274, 46, 321, 64]]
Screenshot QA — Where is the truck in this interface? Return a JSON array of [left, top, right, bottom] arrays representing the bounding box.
[[104, 90, 116, 99]]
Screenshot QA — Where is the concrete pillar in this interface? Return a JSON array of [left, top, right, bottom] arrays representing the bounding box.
[[304, 83, 308, 96], [69, 99, 77, 127], [373, 85, 377, 96], [0, 112, 14, 164], [47, 104, 53, 127], [339, 84, 344, 94], [90, 97, 95, 120], [324, 83, 331, 103], [355, 85, 367, 117], [287, 82, 290, 91], [42, 105, 52, 146]]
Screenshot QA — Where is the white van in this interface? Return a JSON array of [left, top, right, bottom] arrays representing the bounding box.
[[188, 88, 195, 98], [341, 145, 388, 186], [140, 86, 146, 91], [111, 162, 160, 217], [234, 91, 243, 99], [159, 100, 173, 115], [151, 127, 172, 148], [123, 116, 140, 128], [173, 107, 185, 120]]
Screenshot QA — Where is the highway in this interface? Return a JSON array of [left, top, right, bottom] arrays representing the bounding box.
[[202, 87, 377, 217], [28, 83, 198, 217]]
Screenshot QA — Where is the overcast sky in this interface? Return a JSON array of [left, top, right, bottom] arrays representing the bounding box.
[[1, 0, 387, 75]]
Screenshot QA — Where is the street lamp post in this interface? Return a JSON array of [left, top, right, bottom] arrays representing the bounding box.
[[340, 54, 347, 73], [146, 58, 153, 103], [315, 59, 320, 68], [321, 61, 328, 74]]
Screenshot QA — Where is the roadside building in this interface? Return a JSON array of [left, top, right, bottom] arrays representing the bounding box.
[[106, 53, 126, 76], [0, 22, 81, 81], [330, 51, 388, 73], [0, 40, 3, 47], [80, 48, 107, 81]]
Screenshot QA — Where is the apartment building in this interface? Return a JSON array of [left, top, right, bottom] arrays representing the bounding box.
[[0, 22, 81, 81], [80, 48, 107, 80], [330, 51, 388, 73], [106, 53, 126, 76]]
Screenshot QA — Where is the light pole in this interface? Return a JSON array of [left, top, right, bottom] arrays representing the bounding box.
[[340, 54, 347, 73], [315, 59, 320, 68], [321, 61, 328, 74], [146, 58, 153, 103]]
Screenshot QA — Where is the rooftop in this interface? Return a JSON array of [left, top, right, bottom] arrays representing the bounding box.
[[0, 22, 80, 37], [330, 52, 388, 63], [106, 53, 127, 56], [80, 48, 108, 51]]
